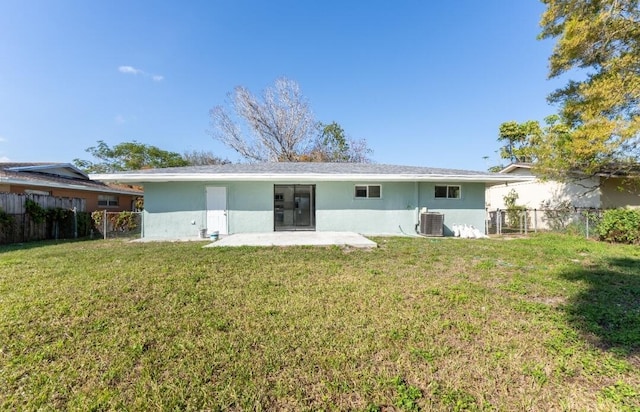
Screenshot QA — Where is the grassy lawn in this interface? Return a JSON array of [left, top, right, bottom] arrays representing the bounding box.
[[1, 234, 639, 411]]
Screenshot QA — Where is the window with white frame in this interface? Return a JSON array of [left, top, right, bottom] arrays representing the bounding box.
[[434, 185, 460, 199], [98, 194, 119, 207], [354, 184, 381, 198]]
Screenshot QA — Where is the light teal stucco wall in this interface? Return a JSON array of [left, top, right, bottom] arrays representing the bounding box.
[[142, 180, 488, 238], [226, 182, 273, 233], [143, 182, 207, 238], [315, 181, 418, 234], [418, 182, 487, 235], [143, 181, 274, 238]]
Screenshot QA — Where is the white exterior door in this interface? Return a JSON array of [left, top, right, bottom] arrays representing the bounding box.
[[206, 186, 228, 235]]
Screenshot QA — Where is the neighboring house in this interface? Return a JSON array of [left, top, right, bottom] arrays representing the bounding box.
[[92, 163, 526, 239], [0, 162, 142, 212], [486, 163, 640, 212]]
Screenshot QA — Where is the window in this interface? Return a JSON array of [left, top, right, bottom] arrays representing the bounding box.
[[25, 189, 51, 196], [435, 185, 461, 199], [355, 185, 381, 198], [98, 194, 119, 207]]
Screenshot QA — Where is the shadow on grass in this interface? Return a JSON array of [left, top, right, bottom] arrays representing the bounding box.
[[561, 257, 640, 357], [0, 236, 102, 253]]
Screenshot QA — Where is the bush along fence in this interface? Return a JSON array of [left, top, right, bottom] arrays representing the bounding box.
[[596, 208, 640, 244], [91, 210, 142, 240], [0, 194, 91, 244], [487, 207, 603, 239]]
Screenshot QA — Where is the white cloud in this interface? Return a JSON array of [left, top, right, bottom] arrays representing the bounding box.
[[0, 156, 10, 162], [114, 114, 125, 125], [118, 65, 164, 82], [118, 65, 143, 75], [0, 136, 6, 143]]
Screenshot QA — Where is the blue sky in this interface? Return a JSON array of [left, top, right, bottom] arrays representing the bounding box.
[[0, 1, 565, 171]]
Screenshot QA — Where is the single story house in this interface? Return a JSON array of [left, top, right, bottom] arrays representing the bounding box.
[[0, 162, 142, 212], [92, 162, 528, 239], [486, 163, 640, 211]]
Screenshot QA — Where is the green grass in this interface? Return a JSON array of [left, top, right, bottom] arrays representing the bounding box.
[[0, 234, 639, 411]]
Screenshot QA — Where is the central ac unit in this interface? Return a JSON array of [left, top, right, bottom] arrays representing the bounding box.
[[420, 212, 444, 236]]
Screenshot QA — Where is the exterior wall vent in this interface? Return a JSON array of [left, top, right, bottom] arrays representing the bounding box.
[[420, 212, 444, 236]]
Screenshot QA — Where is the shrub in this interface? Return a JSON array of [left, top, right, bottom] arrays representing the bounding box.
[[597, 208, 640, 244], [0, 208, 13, 227], [503, 189, 527, 228], [112, 211, 138, 232], [46, 207, 71, 222], [76, 212, 92, 237], [91, 210, 104, 228], [25, 198, 47, 223], [91, 210, 138, 235]]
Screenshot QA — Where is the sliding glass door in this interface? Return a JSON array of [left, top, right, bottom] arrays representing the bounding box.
[[274, 185, 316, 231]]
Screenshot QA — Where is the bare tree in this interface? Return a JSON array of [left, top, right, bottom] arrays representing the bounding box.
[[209, 78, 316, 162]]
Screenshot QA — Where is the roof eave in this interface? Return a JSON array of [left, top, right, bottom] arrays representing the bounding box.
[[0, 177, 141, 195], [499, 163, 533, 174], [91, 173, 533, 184], [6, 163, 89, 179]]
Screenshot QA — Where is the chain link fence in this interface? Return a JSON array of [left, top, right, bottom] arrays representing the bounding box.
[[487, 207, 603, 239], [92, 210, 143, 240]]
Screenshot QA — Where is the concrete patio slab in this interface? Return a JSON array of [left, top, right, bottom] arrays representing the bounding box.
[[204, 231, 377, 248]]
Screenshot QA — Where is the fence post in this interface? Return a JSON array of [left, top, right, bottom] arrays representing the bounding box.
[[585, 210, 589, 239], [485, 208, 488, 236], [103, 210, 107, 240], [524, 210, 528, 235], [22, 212, 26, 242], [73, 207, 78, 239], [533, 209, 537, 233]]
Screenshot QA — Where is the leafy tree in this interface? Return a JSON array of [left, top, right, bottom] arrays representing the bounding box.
[[209, 78, 372, 163], [299, 122, 372, 163], [74, 140, 188, 173], [532, 114, 576, 180], [182, 150, 231, 166], [536, 0, 640, 178], [317, 122, 351, 162], [497, 120, 542, 164], [209, 77, 316, 162]]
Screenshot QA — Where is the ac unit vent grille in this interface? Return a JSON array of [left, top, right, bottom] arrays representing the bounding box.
[[420, 213, 444, 236]]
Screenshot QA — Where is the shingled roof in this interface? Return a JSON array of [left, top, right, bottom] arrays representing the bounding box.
[[0, 162, 142, 194], [91, 162, 532, 184]]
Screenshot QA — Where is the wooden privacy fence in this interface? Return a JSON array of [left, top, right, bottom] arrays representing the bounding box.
[[0, 193, 85, 213], [0, 193, 90, 244]]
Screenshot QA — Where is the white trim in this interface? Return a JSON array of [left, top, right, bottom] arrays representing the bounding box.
[[91, 172, 533, 184]]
